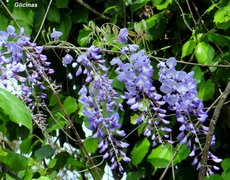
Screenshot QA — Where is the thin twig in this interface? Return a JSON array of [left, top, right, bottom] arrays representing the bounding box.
[[159, 144, 182, 180], [0, 0, 21, 29], [185, 0, 197, 25], [42, 45, 121, 54], [33, 0, 53, 42], [198, 81, 230, 180], [175, 0, 193, 32], [75, 0, 109, 20], [39, 45, 230, 68], [206, 93, 222, 113], [152, 56, 230, 68], [27, 51, 102, 180]]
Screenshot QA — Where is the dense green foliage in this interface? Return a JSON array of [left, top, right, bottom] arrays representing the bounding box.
[[0, 0, 229, 179]]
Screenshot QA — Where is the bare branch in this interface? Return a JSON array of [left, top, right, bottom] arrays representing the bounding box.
[[198, 81, 230, 180], [33, 0, 53, 42], [75, 0, 109, 20]]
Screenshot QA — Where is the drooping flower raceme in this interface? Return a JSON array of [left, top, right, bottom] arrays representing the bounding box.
[[0, 25, 55, 129], [75, 46, 130, 172], [110, 27, 220, 175], [112, 46, 172, 146], [158, 57, 220, 173]]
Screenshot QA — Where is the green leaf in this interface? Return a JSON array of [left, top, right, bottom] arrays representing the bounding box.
[[12, 8, 34, 26], [131, 138, 150, 166], [0, 149, 28, 172], [0, 15, 9, 30], [47, 119, 67, 132], [152, 0, 172, 10], [130, 0, 150, 12], [67, 157, 85, 170], [138, 98, 150, 112], [20, 135, 33, 153], [147, 144, 189, 168], [192, 66, 205, 85], [47, 6, 61, 23], [214, 5, 230, 24], [205, 174, 222, 180], [103, 5, 118, 14], [221, 158, 230, 180], [221, 158, 230, 171], [222, 170, 230, 180], [48, 158, 57, 169], [207, 33, 230, 47], [32, 176, 51, 180], [57, 14, 72, 40], [216, 21, 230, 30], [0, 147, 7, 156], [83, 138, 99, 154], [55, 0, 69, 8], [198, 79, 215, 101], [110, 68, 124, 91], [145, 12, 164, 29], [53, 152, 70, 170], [49, 94, 65, 106], [205, 3, 219, 14], [127, 169, 146, 180], [72, 6, 88, 23], [174, 145, 190, 164], [77, 28, 91, 46], [63, 96, 78, 115], [181, 40, 196, 58], [147, 144, 173, 168], [130, 114, 140, 125], [34, 145, 55, 161], [0, 88, 32, 133], [195, 42, 215, 64]]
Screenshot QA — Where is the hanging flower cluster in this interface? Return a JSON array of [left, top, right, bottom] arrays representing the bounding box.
[[0, 24, 221, 175], [0, 25, 55, 128]]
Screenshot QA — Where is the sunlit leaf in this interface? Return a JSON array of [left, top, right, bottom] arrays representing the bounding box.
[[195, 42, 215, 64], [152, 0, 172, 10], [181, 40, 196, 58], [192, 66, 205, 85], [63, 96, 78, 115], [198, 79, 215, 101], [131, 138, 150, 166], [0, 149, 28, 172], [0, 88, 32, 133], [148, 144, 189, 168], [214, 5, 230, 24], [83, 138, 99, 154]]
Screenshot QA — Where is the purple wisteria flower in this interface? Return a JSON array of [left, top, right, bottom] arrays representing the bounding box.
[[50, 30, 63, 40], [75, 46, 130, 172], [0, 25, 55, 129], [117, 28, 128, 44], [62, 54, 73, 66], [112, 46, 171, 146], [158, 57, 220, 172]]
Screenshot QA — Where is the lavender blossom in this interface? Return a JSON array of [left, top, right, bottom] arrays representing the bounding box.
[[50, 30, 63, 40], [158, 57, 220, 170], [0, 25, 55, 129], [112, 46, 170, 146], [118, 28, 128, 44], [62, 54, 73, 65], [76, 47, 130, 173]]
